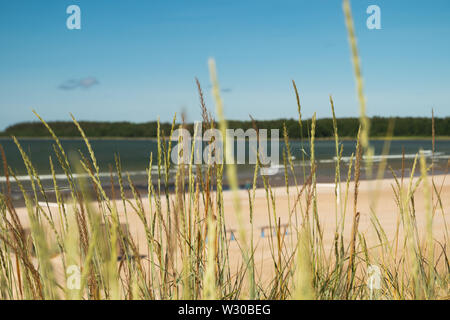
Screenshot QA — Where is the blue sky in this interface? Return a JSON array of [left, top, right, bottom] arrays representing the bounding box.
[[0, 0, 449, 130]]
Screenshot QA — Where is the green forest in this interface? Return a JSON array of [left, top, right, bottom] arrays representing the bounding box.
[[1, 117, 449, 139]]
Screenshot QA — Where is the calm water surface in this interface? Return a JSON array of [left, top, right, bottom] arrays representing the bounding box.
[[0, 138, 448, 190]]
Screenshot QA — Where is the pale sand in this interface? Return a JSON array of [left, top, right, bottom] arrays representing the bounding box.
[[7, 174, 450, 291]]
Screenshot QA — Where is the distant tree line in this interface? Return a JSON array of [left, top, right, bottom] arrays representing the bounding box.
[[1, 117, 449, 139]]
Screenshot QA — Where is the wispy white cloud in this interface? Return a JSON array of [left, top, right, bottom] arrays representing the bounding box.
[[206, 85, 232, 93], [59, 77, 99, 90]]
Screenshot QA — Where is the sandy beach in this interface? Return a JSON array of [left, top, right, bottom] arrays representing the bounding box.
[[7, 173, 449, 291]]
